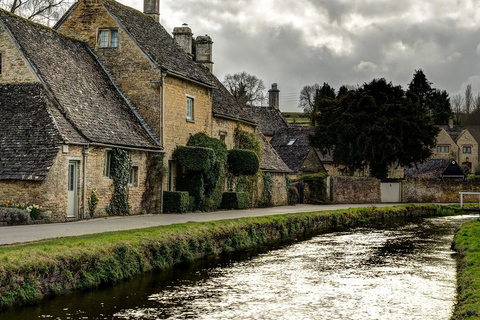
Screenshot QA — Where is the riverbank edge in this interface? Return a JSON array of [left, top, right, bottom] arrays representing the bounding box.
[[0, 204, 458, 310], [452, 219, 480, 320]]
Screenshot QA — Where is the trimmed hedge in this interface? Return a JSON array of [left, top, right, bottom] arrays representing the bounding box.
[[163, 191, 190, 213], [227, 149, 259, 176], [174, 146, 214, 171], [221, 192, 250, 210]]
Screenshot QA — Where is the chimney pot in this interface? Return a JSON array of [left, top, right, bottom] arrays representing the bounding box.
[[268, 83, 280, 109]]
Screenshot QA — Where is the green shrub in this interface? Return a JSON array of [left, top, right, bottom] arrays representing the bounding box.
[[221, 192, 250, 210], [297, 173, 329, 204], [174, 146, 214, 171], [163, 191, 190, 213], [227, 149, 259, 176], [288, 186, 299, 205], [0, 207, 30, 225], [108, 148, 131, 216]]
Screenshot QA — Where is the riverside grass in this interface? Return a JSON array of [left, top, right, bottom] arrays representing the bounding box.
[[452, 220, 480, 320], [0, 204, 459, 310]]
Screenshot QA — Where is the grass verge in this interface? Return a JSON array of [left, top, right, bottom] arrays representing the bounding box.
[[452, 219, 480, 320], [0, 204, 460, 310]]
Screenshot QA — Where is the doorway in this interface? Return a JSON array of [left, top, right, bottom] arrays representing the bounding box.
[[67, 161, 78, 218]]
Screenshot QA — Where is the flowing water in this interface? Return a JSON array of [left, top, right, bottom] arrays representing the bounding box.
[[2, 215, 476, 320]]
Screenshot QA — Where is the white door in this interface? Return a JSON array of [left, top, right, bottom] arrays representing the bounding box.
[[381, 182, 402, 203], [67, 161, 78, 218]]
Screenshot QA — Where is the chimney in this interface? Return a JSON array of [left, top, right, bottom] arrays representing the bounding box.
[[448, 117, 454, 129], [173, 23, 193, 58], [269, 83, 280, 109], [195, 35, 213, 73], [144, 0, 160, 22]]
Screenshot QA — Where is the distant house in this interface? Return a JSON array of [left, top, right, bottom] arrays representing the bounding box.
[[249, 84, 290, 141], [405, 159, 466, 179], [433, 121, 480, 174], [0, 10, 161, 220], [269, 127, 326, 178]]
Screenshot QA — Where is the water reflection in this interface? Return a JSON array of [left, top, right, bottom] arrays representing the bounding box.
[[1, 215, 475, 320]]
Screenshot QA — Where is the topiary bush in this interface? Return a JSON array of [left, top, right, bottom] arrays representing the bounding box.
[[163, 191, 190, 213], [221, 192, 250, 210], [227, 149, 259, 176], [174, 146, 214, 171]]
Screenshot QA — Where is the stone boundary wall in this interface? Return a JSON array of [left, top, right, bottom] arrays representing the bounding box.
[[330, 176, 381, 204], [403, 178, 480, 203]]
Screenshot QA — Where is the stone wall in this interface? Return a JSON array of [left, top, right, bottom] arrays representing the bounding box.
[[0, 145, 156, 221], [255, 172, 288, 206], [0, 26, 37, 83], [212, 117, 255, 150], [330, 176, 381, 204], [403, 178, 480, 203]]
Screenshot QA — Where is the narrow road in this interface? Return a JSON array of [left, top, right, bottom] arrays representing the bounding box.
[[0, 203, 398, 246]]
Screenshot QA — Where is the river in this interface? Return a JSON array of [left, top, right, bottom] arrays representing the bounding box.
[[2, 215, 475, 319]]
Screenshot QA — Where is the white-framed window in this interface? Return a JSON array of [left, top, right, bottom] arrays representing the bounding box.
[[463, 146, 472, 154], [436, 145, 449, 153], [98, 29, 119, 48], [129, 165, 139, 187], [103, 150, 112, 177], [186, 96, 194, 121]]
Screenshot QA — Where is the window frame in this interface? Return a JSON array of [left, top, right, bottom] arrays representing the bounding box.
[[186, 95, 195, 121], [103, 150, 112, 178], [98, 28, 119, 48], [463, 145, 472, 154], [128, 165, 139, 187], [436, 145, 449, 153], [0, 52, 3, 76]]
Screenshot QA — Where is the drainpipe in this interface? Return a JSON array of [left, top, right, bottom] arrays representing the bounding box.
[[82, 145, 89, 219], [160, 71, 167, 213]]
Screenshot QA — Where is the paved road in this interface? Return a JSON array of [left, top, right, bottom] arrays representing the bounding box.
[[0, 203, 399, 246]]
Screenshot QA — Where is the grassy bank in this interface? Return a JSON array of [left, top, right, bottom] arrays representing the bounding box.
[[0, 204, 458, 310], [452, 220, 480, 320]]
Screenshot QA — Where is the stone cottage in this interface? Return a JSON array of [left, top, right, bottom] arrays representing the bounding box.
[[55, 0, 264, 191], [432, 121, 480, 174], [0, 9, 162, 220]]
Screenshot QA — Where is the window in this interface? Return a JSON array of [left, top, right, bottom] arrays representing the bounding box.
[[129, 165, 139, 187], [463, 146, 472, 154], [219, 131, 227, 143], [98, 29, 118, 48], [436, 145, 449, 153], [0, 53, 2, 75], [186, 96, 194, 121], [103, 150, 112, 177], [287, 139, 297, 146]]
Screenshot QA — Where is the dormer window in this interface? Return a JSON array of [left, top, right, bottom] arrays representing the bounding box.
[[98, 29, 118, 48]]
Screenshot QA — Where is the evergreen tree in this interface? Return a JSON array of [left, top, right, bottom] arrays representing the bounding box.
[[310, 78, 439, 180]]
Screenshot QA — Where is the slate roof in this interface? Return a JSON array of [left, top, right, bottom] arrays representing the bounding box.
[[209, 74, 257, 125], [249, 106, 289, 136], [0, 9, 159, 150], [258, 133, 290, 173], [0, 84, 63, 180], [101, 0, 215, 88], [269, 127, 314, 173], [404, 158, 451, 178]]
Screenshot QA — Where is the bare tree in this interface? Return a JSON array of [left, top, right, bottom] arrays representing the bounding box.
[[223, 72, 266, 106], [474, 93, 480, 112], [465, 84, 473, 115], [0, 0, 72, 26], [298, 83, 321, 114], [451, 93, 465, 123]]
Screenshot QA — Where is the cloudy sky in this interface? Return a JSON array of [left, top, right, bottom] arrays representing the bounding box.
[[122, 0, 480, 112]]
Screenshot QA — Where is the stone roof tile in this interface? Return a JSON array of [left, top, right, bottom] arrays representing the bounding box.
[[0, 9, 159, 150], [0, 84, 62, 180]]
